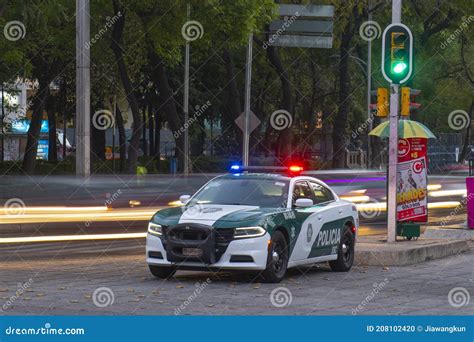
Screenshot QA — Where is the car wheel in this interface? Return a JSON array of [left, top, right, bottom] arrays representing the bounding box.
[[329, 225, 355, 272], [262, 230, 289, 283], [149, 265, 176, 279]]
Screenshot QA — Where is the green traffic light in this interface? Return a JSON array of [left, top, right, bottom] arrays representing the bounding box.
[[392, 62, 407, 74]]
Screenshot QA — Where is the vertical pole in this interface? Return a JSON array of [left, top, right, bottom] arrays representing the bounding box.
[[243, 33, 253, 167], [76, 0, 91, 177], [112, 95, 116, 172], [1, 83, 4, 162], [366, 1, 372, 169], [183, 3, 190, 175], [387, 0, 402, 243], [62, 110, 66, 160]]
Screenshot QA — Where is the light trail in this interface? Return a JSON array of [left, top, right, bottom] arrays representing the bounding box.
[[340, 195, 370, 203], [0, 207, 165, 224], [0, 232, 147, 244], [429, 189, 467, 198]]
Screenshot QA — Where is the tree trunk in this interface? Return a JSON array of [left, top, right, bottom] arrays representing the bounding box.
[[142, 104, 147, 156], [111, 2, 142, 174], [459, 100, 473, 162], [332, 27, 352, 168], [22, 80, 50, 173], [154, 108, 161, 171], [265, 45, 293, 161], [148, 98, 154, 157], [222, 48, 242, 151], [147, 47, 184, 171], [47, 107, 57, 162], [115, 104, 127, 172], [91, 104, 106, 162]]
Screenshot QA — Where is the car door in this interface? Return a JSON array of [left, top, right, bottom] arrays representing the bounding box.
[[307, 181, 345, 258], [288, 180, 337, 262]]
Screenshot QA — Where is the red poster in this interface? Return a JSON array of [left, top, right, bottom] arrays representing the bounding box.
[[397, 138, 428, 222]]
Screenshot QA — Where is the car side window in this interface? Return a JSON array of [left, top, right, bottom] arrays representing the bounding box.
[[309, 182, 334, 204], [292, 181, 313, 206]]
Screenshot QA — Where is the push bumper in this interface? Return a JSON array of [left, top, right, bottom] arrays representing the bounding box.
[[146, 232, 270, 271]]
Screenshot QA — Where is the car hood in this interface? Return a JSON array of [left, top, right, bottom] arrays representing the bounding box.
[[152, 204, 278, 228]]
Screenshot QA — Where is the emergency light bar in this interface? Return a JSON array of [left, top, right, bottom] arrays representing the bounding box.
[[229, 164, 304, 175]]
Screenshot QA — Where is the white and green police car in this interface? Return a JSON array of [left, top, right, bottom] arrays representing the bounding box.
[[146, 166, 358, 283]]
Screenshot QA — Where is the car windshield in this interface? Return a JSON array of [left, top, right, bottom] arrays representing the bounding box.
[[188, 177, 289, 207]]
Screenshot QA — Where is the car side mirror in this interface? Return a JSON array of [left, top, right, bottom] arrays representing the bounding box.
[[295, 198, 313, 208], [179, 195, 191, 204]]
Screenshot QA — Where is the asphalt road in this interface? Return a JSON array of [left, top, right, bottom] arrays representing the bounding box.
[[0, 240, 472, 315], [0, 171, 470, 315], [0, 171, 467, 239]]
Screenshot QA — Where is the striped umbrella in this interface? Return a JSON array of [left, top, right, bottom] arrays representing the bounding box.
[[369, 119, 436, 139]]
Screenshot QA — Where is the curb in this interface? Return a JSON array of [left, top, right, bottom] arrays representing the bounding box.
[[423, 227, 474, 240], [354, 239, 469, 266]]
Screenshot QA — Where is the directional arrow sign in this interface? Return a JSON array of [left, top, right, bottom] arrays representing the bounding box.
[[235, 111, 261, 133]]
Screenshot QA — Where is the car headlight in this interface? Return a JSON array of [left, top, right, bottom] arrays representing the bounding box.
[[148, 222, 162, 236], [234, 226, 266, 239]]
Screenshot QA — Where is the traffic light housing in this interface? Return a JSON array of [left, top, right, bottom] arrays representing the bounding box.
[[377, 88, 389, 117], [370, 88, 389, 117], [382, 23, 413, 84], [400, 87, 422, 116], [401, 87, 410, 116]]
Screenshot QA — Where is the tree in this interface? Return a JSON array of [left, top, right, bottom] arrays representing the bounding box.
[[110, 0, 143, 173]]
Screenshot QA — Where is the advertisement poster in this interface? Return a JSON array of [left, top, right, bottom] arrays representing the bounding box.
[[397, 138, 428, 222], [36, 139, 49, 160]]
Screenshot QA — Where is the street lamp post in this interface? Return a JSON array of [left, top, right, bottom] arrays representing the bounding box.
[[242, 33, 253, 167], [183, 4, 191, 175]]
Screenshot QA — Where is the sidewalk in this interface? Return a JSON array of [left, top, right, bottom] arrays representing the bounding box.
[[355, 234, 470, 266]]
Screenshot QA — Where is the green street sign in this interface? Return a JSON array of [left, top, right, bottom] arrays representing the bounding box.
[[381, 23, 413, 84]]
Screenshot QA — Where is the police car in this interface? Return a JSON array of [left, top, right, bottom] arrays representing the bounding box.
[[146, 166, 358, 283]]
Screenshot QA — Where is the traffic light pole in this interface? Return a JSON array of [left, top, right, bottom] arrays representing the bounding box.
[[366, 5, 372, 169], [387, 84, 399, 243], [387, 0, 402, 243]]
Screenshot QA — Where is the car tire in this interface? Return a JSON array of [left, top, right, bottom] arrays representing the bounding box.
[[149, 265, 176, 279], [329, 225, 355, 272], [262, 230, 289, 283]]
